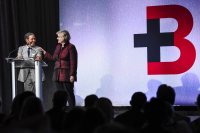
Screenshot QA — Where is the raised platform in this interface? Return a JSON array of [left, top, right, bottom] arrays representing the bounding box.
[[113, 106, 200, 121]]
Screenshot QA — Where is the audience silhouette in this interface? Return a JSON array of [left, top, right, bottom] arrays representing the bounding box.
[[4, 91, 36, 125], [95, 97, 114, 122], [84, 94, 99, 109], [115, 92, 147, 132], [46, 90, 68, 131], [0, 83, 198, 133], [156, 84, 190, 123], [63, 107, 85, 133], [190, 94, 200, 133]]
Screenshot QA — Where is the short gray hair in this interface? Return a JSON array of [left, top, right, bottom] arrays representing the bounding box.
[[56, 30, 71, 42], [24, 32, 35, 40]]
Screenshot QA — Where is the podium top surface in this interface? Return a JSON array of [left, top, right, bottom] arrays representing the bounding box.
[[5, 58, 48, 68], [5, 58, 24, 61]]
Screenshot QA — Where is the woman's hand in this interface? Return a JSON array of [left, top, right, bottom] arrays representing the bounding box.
[[35, 56, 42, 61], [39, 47, 46, 54], [70, 76, 75, 83]]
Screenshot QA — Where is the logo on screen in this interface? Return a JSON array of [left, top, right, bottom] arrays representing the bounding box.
[[134, 5, 196, 75]]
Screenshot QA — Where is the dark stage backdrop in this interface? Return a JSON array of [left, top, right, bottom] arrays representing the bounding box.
[[0, 0, 59, 113]]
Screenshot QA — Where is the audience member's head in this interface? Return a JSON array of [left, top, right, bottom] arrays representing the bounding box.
[[10, 91, 36, 118], [95, 97, 114, 122], [130, 92, 147, 110], [144, 97, 173, 125], [19, 96, 44, 120], [52, 90, 68, 108], [80, 107, 106, 133], [84, 94, 98, 108], [63, 107, 85, 132], [156, 84, 175, 105]]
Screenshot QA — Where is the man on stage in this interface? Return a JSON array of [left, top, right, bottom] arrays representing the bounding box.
[[17, 32, 45, 92]]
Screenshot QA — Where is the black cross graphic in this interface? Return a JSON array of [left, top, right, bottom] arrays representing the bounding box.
[[134, 19, 174, 62]]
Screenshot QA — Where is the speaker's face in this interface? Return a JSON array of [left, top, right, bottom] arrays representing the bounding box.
[[57, 33, 66, 44], [26, 35, 36, 47]]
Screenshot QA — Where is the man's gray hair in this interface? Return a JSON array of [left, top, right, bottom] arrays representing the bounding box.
[[24, 32, 35, 40]]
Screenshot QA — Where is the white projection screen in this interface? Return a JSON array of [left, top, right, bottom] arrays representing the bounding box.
[[59, 0, 200, 106]]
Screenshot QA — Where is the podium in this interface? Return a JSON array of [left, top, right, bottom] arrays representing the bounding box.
[[5, 58, 48, 99]]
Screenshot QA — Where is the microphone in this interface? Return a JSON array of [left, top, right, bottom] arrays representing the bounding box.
[[7, 48, 19, 58]]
